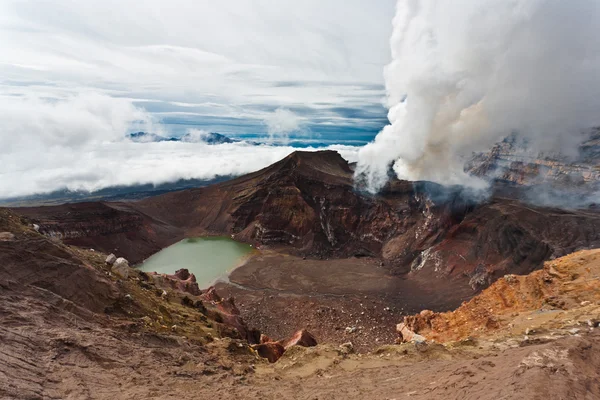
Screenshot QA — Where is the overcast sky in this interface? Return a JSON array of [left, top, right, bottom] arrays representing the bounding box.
[[1, 0, 394, 135], [0, 1, 395, 198]]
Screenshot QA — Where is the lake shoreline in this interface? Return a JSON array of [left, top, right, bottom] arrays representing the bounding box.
[[136, 236, 255, 288]]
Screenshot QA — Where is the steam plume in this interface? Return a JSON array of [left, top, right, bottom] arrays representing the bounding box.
[[263, 108, 305, 143], [356, 0, 600, 193]]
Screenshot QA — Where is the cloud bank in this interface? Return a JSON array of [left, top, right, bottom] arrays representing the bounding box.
[[356, 0, 600, 193], [0, 94, 359, 199], [0, 1, 393, 198]]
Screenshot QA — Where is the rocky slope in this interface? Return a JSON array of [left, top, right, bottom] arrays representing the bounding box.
[[4, 208, 600, 399], [467, 130, 600, 206], [397, 249, 600, 344], [14, 201, 184, 264], [0, 208, 321, 398], [4, 148, 600, 398], [13, 151, 600, 297]]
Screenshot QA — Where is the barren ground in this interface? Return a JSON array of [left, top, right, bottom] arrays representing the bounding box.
[[216, 251, 475, 352]]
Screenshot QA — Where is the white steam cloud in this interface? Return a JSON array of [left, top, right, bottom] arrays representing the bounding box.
[[356, 0, 600, 193], [0, 94, 358, 199], [263, 108, 305, 143]]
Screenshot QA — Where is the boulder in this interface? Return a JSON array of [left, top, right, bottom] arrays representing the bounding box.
[[252, 342, 286, 363], [111, 257, 130, 279], [396, 322, 426, 343], [0, 232, 15, 242], [174, 268, 195, 282], [198, 286, 257, 343], [282, 329, 317, 349], [169, 269, 200, 295], [339, 342, 354, 354], [260, 334, 273, 344], [201, 286, 222, 303], [114, 257, 129, 267], [105, 253, 117, 266], [150, 269, 201, 296]]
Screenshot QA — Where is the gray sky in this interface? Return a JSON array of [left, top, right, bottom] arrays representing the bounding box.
[[0, 1, 395, 198], [1, 0, 395, 134]]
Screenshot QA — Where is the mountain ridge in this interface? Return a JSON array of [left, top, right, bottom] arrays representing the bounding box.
[[11, 150, 600, 303]]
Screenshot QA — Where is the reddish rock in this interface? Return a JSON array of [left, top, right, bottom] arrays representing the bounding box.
[[201, 286, 222, 303], [173, 268, 195, 282], [281, 329, 317, 349], [200, 286, 257, 343], [150, 269, 200, 296], [259, 334, 273, 344], [252, 342, 285, 363], [253, 330, 317, 362]]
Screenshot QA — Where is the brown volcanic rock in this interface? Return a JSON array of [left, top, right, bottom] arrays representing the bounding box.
[[200, 286, 259, 343], [253, 330, 317, 363], [10, 150, 600, 298], [0, 213, 119, 314], [149, 268, 201, 296], [401, 199, 600, 288], [133, 151, 600, 291], [4, 209, 600, 398], [0, 209, 261, 399], [281, 329, 317, 349], [251, 342, 285, 363], [134, 150, 405, 257], [13, 201, 183, 264]]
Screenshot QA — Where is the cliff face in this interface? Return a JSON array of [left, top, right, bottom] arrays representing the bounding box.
[[466, 130, 600, 190], [11, 150, 600, 295]]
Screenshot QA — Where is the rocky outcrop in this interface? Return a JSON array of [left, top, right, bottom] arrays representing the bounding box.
[[281, 329, 318, 349], [199, 287, 259, 343], [251, 342, 285, 363], [111, 257, 131, 278], [252, 329, 318, 363], [110, 257, 131, 279], [466, 131, 600, 206], [150, 268, 201, 296], [395, 323, 425, 343], [395, 249, 600, 344]]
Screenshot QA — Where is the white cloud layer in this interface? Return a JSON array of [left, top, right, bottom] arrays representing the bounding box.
[[0, 94, 358, 198], [356, 0, 600, 193], [0, 1, 392, 197]]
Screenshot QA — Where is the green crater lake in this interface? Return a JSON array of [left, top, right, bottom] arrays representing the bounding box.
[[138, 237, 254, 287]]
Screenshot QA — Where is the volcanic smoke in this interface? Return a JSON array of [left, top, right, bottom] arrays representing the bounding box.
[[355, 0, 600, 193]]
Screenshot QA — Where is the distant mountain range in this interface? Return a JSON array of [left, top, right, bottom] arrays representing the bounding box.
[[128, 131, 235, 144], [0, 176, 235, 207]]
